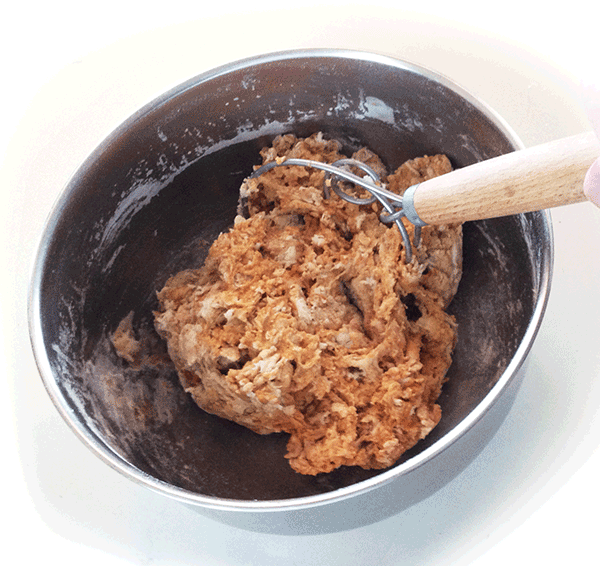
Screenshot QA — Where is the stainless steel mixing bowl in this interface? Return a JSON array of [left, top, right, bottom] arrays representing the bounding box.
[[28, 49, 552, 534]]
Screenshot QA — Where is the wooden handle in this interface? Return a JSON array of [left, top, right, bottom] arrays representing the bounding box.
[[412, 131, 600, 225]]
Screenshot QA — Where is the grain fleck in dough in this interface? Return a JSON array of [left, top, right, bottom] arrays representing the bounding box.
[[153, 133, 462, 475]]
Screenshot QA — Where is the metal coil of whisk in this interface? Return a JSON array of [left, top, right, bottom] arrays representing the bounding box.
[[248, 158, 422, 263]]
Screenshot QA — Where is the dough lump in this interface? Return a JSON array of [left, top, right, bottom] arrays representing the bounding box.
[[153, 133, 462, 475]]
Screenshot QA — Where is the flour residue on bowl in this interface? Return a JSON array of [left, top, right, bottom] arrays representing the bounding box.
[[467, 221, 528, 383], [357, 95, 396, 125], [49, 305, 185, 463], [97, 177, 173, 254]]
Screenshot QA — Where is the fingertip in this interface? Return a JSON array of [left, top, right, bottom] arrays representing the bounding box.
[[584, 159, 600, 207]]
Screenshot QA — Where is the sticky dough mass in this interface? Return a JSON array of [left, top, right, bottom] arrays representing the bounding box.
[[153, 133, 462, 475]]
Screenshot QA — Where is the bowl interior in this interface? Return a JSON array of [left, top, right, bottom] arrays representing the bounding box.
[[32, 51, 549, 502]]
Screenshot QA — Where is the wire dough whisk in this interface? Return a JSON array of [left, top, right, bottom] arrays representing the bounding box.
[[248, 158, 422, 263], [248, 130, 600, 265]]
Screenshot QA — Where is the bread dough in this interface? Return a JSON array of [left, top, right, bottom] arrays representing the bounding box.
[[153, 133, 462, 475], [111, 311, 171, 369]]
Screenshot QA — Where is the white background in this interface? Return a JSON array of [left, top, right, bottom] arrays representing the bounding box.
[[2, 1, 600, 564]]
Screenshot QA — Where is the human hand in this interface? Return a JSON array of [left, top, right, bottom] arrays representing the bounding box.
[[582, 76, 600, 206]]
